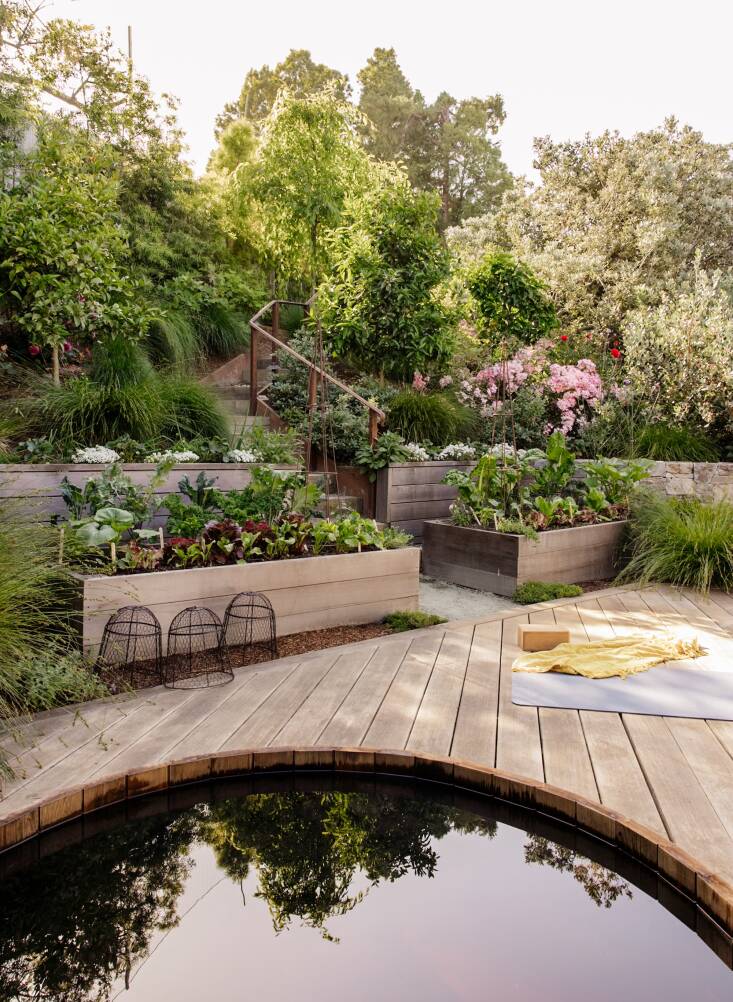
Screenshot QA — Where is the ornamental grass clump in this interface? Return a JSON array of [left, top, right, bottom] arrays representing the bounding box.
[[619, 492, 733, 593], [0, 502, 108, 774]]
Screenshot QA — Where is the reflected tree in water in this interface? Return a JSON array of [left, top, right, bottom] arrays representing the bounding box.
[[0, 813, 196, 1001], [524, 836, 632, 908], [202, 792, 497, 937]]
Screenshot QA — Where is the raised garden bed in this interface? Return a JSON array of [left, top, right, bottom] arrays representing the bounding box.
[[72, 547, 420, 656], [421, 519, 627, 597]]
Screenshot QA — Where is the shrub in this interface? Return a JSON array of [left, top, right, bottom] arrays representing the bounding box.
[[512, 581, 584, 604], [383, 611, 447, 632], [467, 251, 557, 348], [387, 391, 466, 447], [619, 492, 733, 592], [0, 503, 108, 776], [623, 265, 733, 438], [146, 308, 201, 368]]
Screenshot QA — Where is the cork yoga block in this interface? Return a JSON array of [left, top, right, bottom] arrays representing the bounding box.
[[517, 624, 571, 653]]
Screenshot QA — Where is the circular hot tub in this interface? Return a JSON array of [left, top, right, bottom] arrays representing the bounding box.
[[1, 773, 731, 1001]]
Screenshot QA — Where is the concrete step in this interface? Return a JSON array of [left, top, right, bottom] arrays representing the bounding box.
[[228, 415, 270, 434], [320, 494, 363, 514]]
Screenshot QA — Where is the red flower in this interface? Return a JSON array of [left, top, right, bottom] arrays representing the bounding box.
[[560, 335, 568, 342], [610, 348, 621, 359], [28, 344, 41, 357]]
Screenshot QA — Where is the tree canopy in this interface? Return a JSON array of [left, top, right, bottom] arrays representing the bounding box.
[[448, 119, 733, 340], [216, 48, 351, 137]]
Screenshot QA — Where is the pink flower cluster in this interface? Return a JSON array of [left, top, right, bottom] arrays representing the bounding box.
[[412, 370, 430, 392], [545, 359, 604, 434], [457, 346, 604, 436]]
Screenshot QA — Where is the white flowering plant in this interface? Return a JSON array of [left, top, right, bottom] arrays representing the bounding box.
[[71, 446, 120, 464], [436, 443, 476, 461], [144, 450, 200, 464], [403, 442, 431, 462], [222, 449, 260, 464]]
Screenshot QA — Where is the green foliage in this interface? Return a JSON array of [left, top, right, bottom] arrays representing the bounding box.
[[512, 581, 583, 604], [387, 391, 472, 447], [234, 424, 301, 464], [467, 251, 557, 347], [39, 375, 164, 450], [623, 265, 733, 439], [158, 376, 228, 441], [632, 424, 720, 462], [217, 49, 351, 136], [384, 610, 447, 631], [449, 120, 733, 341], [0, 502, 106, 773], [320, 175, 454, 379], [7, 649, 108, 714], [354, 432, 410, 482], [444, 437, 648, 532], [583, 457, 651, 506], [619, 493, 733, 593], [240, 89, 373, 285], [0, 129, 154, 360]]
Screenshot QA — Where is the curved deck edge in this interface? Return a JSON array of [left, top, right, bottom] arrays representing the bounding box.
[[1, 745, 732, 944]]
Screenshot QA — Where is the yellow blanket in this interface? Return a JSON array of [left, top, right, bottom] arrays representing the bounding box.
[[512, 634, 705, 679]]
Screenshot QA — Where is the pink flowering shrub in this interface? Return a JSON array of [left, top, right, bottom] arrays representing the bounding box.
[[412, 370, 430, 392], [456, 341, 604, 438]]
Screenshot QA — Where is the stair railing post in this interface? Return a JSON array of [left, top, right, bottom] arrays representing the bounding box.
[[368, 408, 379, 447], [249, 324, 258, 416], [271, 301, 280, 338]]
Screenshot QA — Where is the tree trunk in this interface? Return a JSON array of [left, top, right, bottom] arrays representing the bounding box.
[[51, 344, 60, 386]]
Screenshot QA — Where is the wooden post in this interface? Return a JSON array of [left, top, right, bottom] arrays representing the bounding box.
[[271, 301, 280, 338], [368, 409, 379, 447], [249, 324, 258, 416]]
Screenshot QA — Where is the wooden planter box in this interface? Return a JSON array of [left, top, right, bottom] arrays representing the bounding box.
[[72, 547, 420, 656], [375, 461, 474, 541], [421, 519, 627, 597]]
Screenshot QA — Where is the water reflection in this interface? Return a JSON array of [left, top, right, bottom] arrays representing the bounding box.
[[0, 784, 715, 1002]]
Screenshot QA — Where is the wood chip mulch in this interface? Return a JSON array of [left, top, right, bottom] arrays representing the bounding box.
[[101, 622, 397, 694]]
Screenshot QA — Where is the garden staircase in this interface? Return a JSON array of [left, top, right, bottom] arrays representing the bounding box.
[[202, 297, 380, 515]]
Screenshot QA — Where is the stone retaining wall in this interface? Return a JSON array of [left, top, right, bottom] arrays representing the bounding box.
[[642, 462, 733, 501]]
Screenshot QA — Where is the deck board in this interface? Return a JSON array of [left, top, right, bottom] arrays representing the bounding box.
[[2, 586, 733, 883]]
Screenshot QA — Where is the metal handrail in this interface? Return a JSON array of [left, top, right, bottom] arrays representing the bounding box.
[[248, 299, 385, 445]]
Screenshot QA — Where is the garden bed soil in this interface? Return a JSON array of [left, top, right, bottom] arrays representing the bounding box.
[[421, 518, 627, 597]]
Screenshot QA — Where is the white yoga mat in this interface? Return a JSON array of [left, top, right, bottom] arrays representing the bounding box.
[[512, 660, 733, 720]]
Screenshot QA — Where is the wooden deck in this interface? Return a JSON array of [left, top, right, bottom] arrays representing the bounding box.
[[3, 584, 733, 882]]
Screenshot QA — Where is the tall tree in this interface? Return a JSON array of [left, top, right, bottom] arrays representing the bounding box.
[[216, 48, 350, 136], [234, 89, 374, 289], [0, 0, 179, 150], [356, 47, 421, 164], [356, 48, 511, 227], [319, 171, 455, 380]]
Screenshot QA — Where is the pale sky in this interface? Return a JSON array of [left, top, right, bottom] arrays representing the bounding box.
[[52, 0, 733, 178]]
